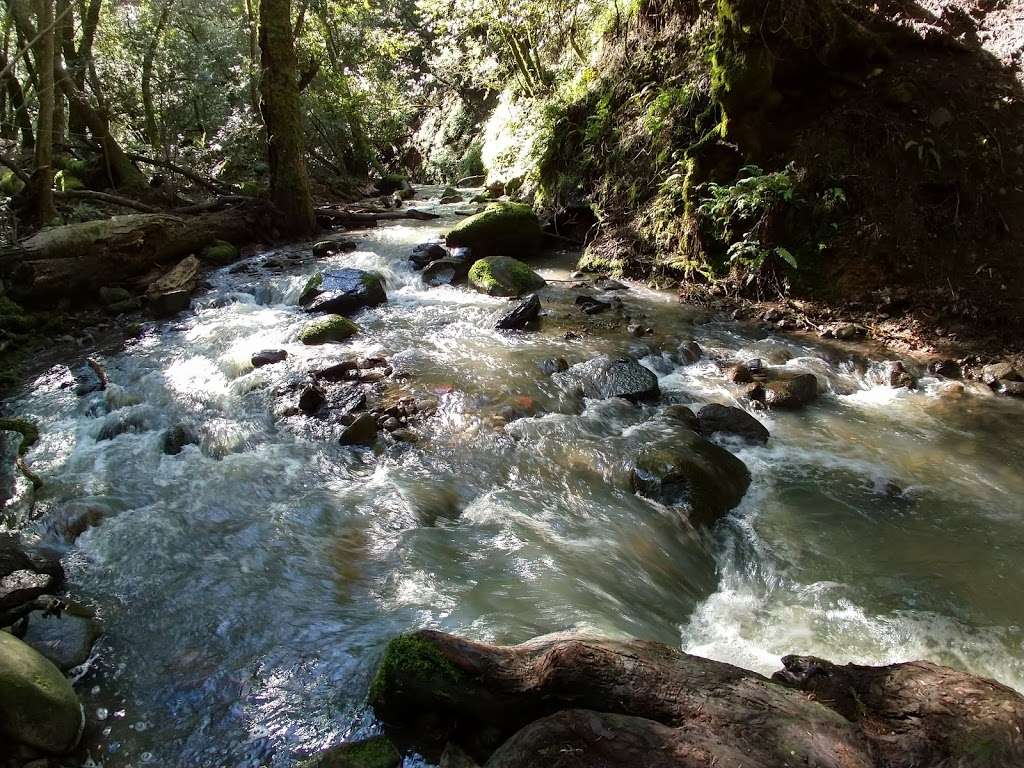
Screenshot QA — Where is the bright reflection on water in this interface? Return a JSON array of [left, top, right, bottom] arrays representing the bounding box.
[[6, 186, 1024, 766]]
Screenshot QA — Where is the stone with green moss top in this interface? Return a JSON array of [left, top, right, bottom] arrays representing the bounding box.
[[201, 240, 240, 265], [298, 315, 359, 345], [446, 202, 543, 258], [0, 632, 84, 754], [368, 633, 466, 721], [468, 256, 546, 297], [0, 417, 39, 456], [297, 735, 400, 768]]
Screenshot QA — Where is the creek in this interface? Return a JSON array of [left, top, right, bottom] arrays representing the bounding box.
[[4, 185, 1024, 766]]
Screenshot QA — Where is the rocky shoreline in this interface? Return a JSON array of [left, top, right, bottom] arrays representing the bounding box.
[[2, 192, 1024, 765]]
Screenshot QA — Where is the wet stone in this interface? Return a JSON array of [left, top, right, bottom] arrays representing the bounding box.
[[252, 349, 288, 368], [0, 570, 53, 610]]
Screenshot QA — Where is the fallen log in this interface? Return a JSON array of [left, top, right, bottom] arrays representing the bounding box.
[[0, 203, 271, 303], [315, 206, 439, 226], [366, 630, 1024, 768]]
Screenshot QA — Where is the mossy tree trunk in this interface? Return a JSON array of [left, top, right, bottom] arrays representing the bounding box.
[[32, 0, 56, 226], [258, 0, 316, 237], [142, 0, 173, 150]]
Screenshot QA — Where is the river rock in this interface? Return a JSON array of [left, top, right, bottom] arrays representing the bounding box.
[[147, 255, 201, 317], [162, 423, 199, 455], [312, 239, 357, 258], [201, 240, 240, 265], [0, 569, 55, 610], [729, 358, 765, 383], [631, 431, 751, 526], [252, 349, 288, 368], [446, 202, 542, 257], [340, 413, 378, 446], [410, 242, 448, 270], [677, 341, 703, 364], [299, 385, 327, 415], [0, 632, 83, 754], [468, 256, 545, 297], [575, 295, 611, 315], [982, 361, 1020, 386], [98, 286, 132, 306], [299, 316, 360, 345], [760, 371, 819, 410], [696, 404, 769, 445], [553, 356, 660, 403], [888, 361, 917, 389], [928, 358, 960, 378], [1000, 380, 1024, 398], [73, 362, 105, 395], [21, 604, 103, 671], [298, 735, 401, 768], [494, 294, 541, 330], [300, 268, 387, 316], [423, 257, 470, 287]]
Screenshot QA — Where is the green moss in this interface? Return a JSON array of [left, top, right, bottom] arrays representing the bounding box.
[[368, 634, 464, 716], [0, 296, 30, 333], [0, 169, 24, 196], [201, 240, 240, 265], [302, 273, 324, 297], [297, 735, 400, 768], [446, 202, 543, 256], [54, 170, 84, 192], [467, 256, 545, 297], [298, 315, 359, 345], [0, 417, 39, 456]]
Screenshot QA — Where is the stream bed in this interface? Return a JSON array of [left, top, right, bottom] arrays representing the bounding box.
[[4, 186, 1024, 766]]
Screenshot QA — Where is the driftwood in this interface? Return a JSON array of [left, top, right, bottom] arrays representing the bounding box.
[[368, 630, 1024, 768], [315, 206, 440, 227], [0, 203, 270, 302]]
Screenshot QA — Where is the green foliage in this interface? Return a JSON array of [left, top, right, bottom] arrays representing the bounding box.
[[696, 164, 801, 275]]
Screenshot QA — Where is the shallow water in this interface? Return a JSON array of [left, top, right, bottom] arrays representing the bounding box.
[[4, 186, 1024, 766]]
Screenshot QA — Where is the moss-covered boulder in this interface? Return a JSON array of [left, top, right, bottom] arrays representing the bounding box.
[[298, 315, 359, 345], [299, 736, 400, 768], [468, 256, 545, 297], [631, 430, 751, 528], [201, 240, 240, 265], [0, 632, 83, 754], [446, 202, 543, 257], [368, 633, 469, 722]]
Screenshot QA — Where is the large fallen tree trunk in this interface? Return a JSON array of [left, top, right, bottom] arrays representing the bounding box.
[[315, 206, 440, 228], [0, 203, 271, 303], [366, 630, 1024, 768]]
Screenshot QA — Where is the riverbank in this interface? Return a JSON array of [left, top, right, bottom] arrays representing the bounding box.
[[2, 186, 1023, 765]]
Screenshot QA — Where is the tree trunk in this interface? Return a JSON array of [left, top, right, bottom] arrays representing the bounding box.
[[1, 203, 271, 302], [142, 1, 172, 149], [258, 0, 316, 237], [367, 630, 1024, 768], [0, 64, 34, 148], [32, 0, 56, 226]]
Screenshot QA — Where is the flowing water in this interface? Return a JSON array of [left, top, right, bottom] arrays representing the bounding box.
[[4, 185, 1024, 766]]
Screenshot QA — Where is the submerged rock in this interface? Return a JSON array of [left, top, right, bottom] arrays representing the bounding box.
[[162, 423, 199, 455], [0, 631, 83, 754], [300, 268, 387, 316], [696, 403, 769, 445], [538, 357, 569, 375], [468, 256, 545, 297], [21, 603, 103, 671], [553, 355, 659, 403], [298, 735, 401, 768], [445, 202, 543, 257], [494, 294, 541, 330], [575, 295, 611, 315], [423, 257, 470, 287], [631, 430, 751, 526], [299, 315, 360, 345]]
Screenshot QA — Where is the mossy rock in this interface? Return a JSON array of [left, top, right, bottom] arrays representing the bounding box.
[[0, 632, 83, 754], [201, 240, 240, 265], [446, 202, 543, 258], [0, 295, 31, 334], [0, 417, 39, 456], [0, 169, 24, 196], [468, 256, 546, 297], [368, 634, 467, 722], [298, 735, 401, 768], [298, 315, 359, 345]]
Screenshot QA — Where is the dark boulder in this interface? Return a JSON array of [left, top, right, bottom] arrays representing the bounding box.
[[663, 404, 699, 431], [340, 413, 378, 446], [631, 430, 751, 527], [410, 242, 448, 270], [300, 268, 387, 316], [252, 349, 288, 368], [763, 371, 819, 410], [677, 341, 703, 364], [575, 295, 611, 315], [888, 361, 917, 389], [162, 423, 199, 455], [423, 258, 471, 287], [20, 603, 103, 671], [494, 294, 541, 330], [928, 359, 960, 378], [0, 569, 55, 610], [539, 357, 569, 375], [299, 385, 327, 415], [312, 239, 357, 258], [553, 356, 659, 403], [696, 403, 769, 445], [729, 358, 765, 383]]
